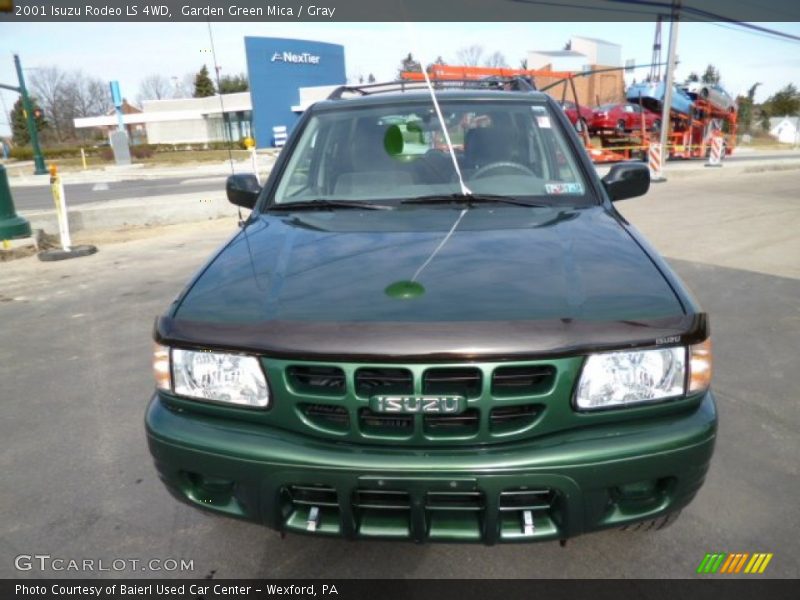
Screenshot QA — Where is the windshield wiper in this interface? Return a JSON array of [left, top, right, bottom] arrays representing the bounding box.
[[267, 199, 395, 212], [402, 193, 548, 208]]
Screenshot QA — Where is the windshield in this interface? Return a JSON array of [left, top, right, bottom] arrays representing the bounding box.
[[270, 99, 591, 206]]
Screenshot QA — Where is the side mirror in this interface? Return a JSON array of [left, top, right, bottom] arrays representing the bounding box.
[[602, 161, 650, 202], [226, 173, 261, 209]]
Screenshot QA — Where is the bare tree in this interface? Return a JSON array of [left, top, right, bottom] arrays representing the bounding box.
[[138, 74, 172, 102], [456, 45, 484, 67], [484, 52, 508, 68], [29, 66, 70, 142], [170, 73, 196, 98], [29, 66, 114, 142]]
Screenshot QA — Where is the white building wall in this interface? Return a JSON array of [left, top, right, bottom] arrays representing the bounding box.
[[571, 37, 621, 66], [770, 119, 799, 144], [145, 119, 214, 144], [527, 51, 586, 71]]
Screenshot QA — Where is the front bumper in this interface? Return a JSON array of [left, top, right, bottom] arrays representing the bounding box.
[[145, 391, 717, 544]]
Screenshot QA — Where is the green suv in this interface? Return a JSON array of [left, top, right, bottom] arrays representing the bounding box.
[[146, 79, 716, 544]]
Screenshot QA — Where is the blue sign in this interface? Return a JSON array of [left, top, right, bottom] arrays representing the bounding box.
[[109, 81, 123, 108], [245, 37, 346, 148]]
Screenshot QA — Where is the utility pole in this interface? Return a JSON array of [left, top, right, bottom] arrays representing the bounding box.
[[14, 54, 47, 175], [658, 1, 681, 170]]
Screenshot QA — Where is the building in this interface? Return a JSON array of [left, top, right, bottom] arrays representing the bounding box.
[[142, 93, 252, 144], [74, 36, 346, 148], [73, 94, 252, 146], [528, 36, 624, 108], [769, 116, 800, 145], [244, 37, 346, 147]]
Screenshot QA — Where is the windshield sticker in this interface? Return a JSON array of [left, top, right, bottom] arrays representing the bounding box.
[[531, 106, 547, 112], [537, 116, 552, 128], [545, 182, 584, 195]]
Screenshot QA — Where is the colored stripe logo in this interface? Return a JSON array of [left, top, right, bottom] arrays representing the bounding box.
[[697, 552, 773, 574]]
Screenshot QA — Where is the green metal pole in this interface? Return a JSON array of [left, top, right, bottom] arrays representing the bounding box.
[[14, 54, 47, 175], [0, 164, 32, 240]]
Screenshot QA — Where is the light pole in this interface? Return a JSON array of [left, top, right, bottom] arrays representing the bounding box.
[[658, 1, 681, 169], [14, 54, 47, 175]]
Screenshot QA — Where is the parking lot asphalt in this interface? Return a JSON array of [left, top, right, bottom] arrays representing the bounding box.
[[1, 169, 798, 579]]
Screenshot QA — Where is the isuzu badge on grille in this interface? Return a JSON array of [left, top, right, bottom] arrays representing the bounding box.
[[369, 396, 465, 414]]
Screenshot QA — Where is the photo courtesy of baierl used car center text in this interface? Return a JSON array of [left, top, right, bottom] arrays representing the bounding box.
[[1, 0, 799, 598]]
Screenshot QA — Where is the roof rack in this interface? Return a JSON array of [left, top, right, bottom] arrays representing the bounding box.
[[326, 77, 536, 100]]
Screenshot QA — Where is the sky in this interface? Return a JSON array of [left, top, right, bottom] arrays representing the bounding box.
[[1, 20, 799, 137]]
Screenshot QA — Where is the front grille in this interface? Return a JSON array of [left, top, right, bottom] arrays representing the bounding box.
[[355, 368, 413, 397], [492, 366, 555, 396], [275, 359, 563, 445], [423, 367, 482, 398], [300, 403, 349, 432], [287, 365, 345, 396], [359, 408, 413, 435], [489, 404, 542, 433], [423, 409, 480, 436]]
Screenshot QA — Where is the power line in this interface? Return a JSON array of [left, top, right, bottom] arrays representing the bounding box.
[[608, 0, 800, 42], [510, 0, 659, 17], [682, 16, 800, 45]]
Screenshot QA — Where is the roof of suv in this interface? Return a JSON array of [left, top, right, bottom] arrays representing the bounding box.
[[312, 82, 550, 111], [314, 89, 549, 110]]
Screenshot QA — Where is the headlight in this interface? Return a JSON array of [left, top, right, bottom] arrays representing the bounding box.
[[155, 346, 270, 408], [575, 347, 686, 410]]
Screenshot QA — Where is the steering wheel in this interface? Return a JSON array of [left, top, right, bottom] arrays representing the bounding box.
[[471, 161, 535, 179]]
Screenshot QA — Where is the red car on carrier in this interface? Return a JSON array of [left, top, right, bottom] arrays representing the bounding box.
[[559, 100, 594, 132], [590, 103, 662, 134]]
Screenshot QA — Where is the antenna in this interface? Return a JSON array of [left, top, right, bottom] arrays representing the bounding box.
[[403, 23, 471, 196], [207, 20, 243, 224]]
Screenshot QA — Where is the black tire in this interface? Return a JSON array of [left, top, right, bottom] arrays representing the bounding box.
[[620, 510, 681, 532], [616, 119, 626, 134]]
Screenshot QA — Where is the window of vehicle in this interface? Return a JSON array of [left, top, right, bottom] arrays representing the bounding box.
[[270, 99, 591, 206]]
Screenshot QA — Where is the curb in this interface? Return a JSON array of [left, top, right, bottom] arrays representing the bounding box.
[[19, 192, 241, 234]]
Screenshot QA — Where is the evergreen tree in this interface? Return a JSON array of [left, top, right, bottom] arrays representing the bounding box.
[[193, 65, 216, 98], [367, 73, 376, 83], [218, 73, 249, 94], [398, 53, 422, 77], [10, 97, 46, 146], [736, 82, 762, 133], [764, 84, 800, 117], [701, 64, 721, 84]]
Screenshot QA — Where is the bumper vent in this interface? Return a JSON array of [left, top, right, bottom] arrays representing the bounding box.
[[423, 367, 482, 398], [288, 485, 338, 507], [355, 368, 413, 397], [353, 489, 411, 510], [287, 366, 345, 396], [300, 403, 349, 431], [426, 491, 484, 511], [499, 488, 555, 512], [492, 365, 555, 396]]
